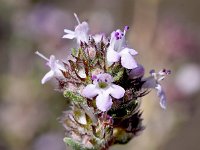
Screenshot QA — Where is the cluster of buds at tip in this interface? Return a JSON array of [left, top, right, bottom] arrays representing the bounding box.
[[36, 13, 170, 150]]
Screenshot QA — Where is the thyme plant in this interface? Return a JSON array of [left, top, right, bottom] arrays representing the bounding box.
[[36, 14, 170, 150]]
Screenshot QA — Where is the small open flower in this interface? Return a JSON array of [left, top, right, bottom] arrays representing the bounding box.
[[63, 13, 89, 44], [107, 26, 138, 69], [142, 69, 171, 109], [35, 51, 66, 84], [81, 73, 125, 112]]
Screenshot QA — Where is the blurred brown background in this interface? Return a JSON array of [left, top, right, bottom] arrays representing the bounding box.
[[1, 0, 200, 150]]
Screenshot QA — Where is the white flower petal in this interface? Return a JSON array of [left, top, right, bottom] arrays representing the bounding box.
[[78, 69, 86, 78], [62, 33, 75, 39], [75, 22, 89, 33], [75, 21, 89, 43], [120, 50, 138, 69], [112, 29, 126, 51], [96, 92, 113, 112], [82, 84, 99, 99], [107, 47, 120, 63], [109, 31, 116, 46], [155, 84, 167, 109], [109, 84, 125, 99], [63, 29, 75, 39], [77, 114, 87, 125], [49, 55, 65, 72], [41, 70, 54, 84], [48, 55, 56, 68], [126, 48, 138, 55], [64, 29, 74, 34]]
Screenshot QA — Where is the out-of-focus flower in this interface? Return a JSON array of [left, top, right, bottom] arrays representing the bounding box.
[[35, 51, 66, 84], [63, 13, 89, 44], [155, 17, 200, 58], [142, 69, 171, 109], [81, 73, 125, 111], [33, 132, 65, 150], [175, 64, 200, 95], [107, 26, 138, 69]]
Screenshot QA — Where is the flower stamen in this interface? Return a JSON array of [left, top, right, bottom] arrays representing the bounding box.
[[35, 51, 49, 61]]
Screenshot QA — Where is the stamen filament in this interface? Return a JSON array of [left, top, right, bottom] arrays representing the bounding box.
[[35, 51, 49, 61], [74, 13, 81, 24]]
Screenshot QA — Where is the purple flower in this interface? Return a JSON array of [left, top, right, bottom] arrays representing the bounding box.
[[63, 13, 89, 44], [81, 73, 125, 112], [106, 26, 138, 69], [35, 51, 66, 84], [142, 69, 171, 109]]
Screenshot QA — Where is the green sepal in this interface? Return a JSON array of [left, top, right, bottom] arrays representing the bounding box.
[[109, 100, 139, 119], [108, 64, 125, 82], [63, 137, 96, 150], [71, 48, 78, 57], [64, 90, 86, 104], [113, 128, 133, 144], [113, 67, 124, 82], [78, 48, 88, 60]]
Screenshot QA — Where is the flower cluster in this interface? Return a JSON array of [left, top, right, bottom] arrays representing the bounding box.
[[36, 14, 170, 150]]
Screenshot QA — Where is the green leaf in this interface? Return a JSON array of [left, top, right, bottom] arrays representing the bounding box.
[[63, 137, 96, 150], [108, 64, 125, 82], [64, 91, 86, 104], [113, 67, 124, 82]]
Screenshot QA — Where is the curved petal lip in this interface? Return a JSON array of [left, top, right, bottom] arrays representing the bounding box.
[[64, 29, 74, 34], [41, 70, 54, 84], [120, 52, 138, 69], [128, 48, 138, 56], [109, 84, 125, 99], [75, 22, 89, 32], [81, 84, 99, 99], [62, 34, 75, 39], [96, 93, 113, 112], [156, 84, 167, 109], [107, 48, 120, 63]]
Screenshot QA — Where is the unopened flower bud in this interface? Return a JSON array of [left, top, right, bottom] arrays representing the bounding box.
[[91, 68, 104, 77], [88, 47, 96, 59], [128, 64, 145, 79]]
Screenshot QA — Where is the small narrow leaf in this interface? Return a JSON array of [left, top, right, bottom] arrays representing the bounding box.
[[71, 48, 78, 57], [64, 90, 86, 104], [63, 137, 96, 150]]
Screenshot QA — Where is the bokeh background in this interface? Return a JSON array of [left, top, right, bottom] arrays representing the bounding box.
[[1, 0, 200, 150]]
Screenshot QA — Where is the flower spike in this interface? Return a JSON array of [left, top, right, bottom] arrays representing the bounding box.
[[36, 14, 170, 150]]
